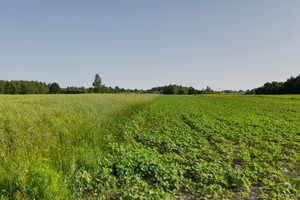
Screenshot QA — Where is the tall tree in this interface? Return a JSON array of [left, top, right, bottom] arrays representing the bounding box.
[[0, 81, 5, 94], [49, 82, 61, 94], [93, 73, 102, 93]]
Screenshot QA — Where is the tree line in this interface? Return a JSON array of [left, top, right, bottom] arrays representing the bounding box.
[[0, 80, 57, 94], [0, 73, 216, 95], [0, 80, 140, 95], [2, 73, 299, 95], [246, 74, 300, 94], [147, 85, 215, 95], [0, 74, 145, 95]]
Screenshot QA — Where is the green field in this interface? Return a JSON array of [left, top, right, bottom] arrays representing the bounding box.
[[0, 94, 299, 199]]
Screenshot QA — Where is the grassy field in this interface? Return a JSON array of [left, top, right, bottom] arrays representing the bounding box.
[[0, 94, 157, 199], [0, 94, 299, 199]]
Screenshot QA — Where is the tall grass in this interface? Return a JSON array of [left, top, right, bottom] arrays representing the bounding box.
[[0, 94, 158, 199]]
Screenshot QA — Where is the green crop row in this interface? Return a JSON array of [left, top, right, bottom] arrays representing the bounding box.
[[92, 95, 300, 199]]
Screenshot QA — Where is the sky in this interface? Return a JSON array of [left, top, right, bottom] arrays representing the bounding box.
[[0, 1, 300, 91]]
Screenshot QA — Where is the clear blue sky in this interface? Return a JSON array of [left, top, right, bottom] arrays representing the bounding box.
[[1, 1, 299, 90]]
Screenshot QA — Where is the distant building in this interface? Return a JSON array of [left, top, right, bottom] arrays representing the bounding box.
[[153, 90, 160, 94]]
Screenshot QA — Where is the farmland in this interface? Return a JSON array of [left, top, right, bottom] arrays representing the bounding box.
[[0, 94, 300, 199]]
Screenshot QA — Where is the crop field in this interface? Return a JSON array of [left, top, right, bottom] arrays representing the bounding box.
[[0, 94, 299, 199]]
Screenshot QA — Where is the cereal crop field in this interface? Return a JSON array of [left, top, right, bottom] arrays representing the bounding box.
[[0, 94, 299, 199]]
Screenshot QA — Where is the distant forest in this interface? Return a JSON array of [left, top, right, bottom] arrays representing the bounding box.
[[0, 74, 299, 95], [0, 73, 216, 95], [0, 80, 50, 94], [246, 74, 300, 94], [147, 85, 215, 95], [0, 80, 141, 95], [0, 80, 214, 95]]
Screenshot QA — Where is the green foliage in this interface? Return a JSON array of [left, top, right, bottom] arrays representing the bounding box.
[[149, 85, 215, 95], [92, 73, 102, 93], [0, 80, 49, 94], [163, 85, 178, 94], [49, 82, 61, 94], [0, 78, 139, 95], [202, 86, 216, 94], [0, 94, 158, 199], [188, 87, 196, 95], [0, 94, 299, 199], [0, 81, 5, 94], [92, 94, 300, 199], [60, 86, 87, 94], [99, 85, 109, 93], [253, 74, 300, 94], [87, 87, 94, 93], [0, 164, 69, 199]]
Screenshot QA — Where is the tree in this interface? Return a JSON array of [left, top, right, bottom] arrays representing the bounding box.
[[49, 82, 61, 94], [188, 87, 196, 95], [251, 74, 300, 94], [202, 86, 215, 94], [99, 85, 109, 93], [87, 87, 94, 93], [163, 85, 177, 94], [4, 82, 13, 94], [0, 81, 5, 94], [21, 81, 29, 94], [93, 73, 102, 93], [114, 86, 120, 93], [283, 75, 300, 94]]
